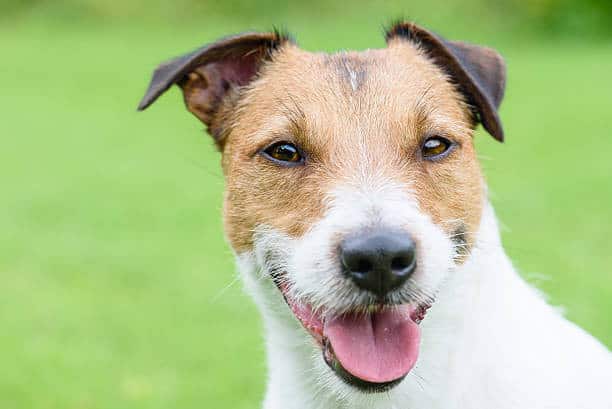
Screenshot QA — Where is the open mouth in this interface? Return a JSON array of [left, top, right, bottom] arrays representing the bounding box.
[[277, 282, 430, 392]]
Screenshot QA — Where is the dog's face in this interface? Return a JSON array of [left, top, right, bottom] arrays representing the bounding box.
[[139, 22, 505, 392]]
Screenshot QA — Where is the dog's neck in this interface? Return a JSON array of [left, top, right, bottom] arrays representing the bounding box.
[[238, 201, 537, 409]]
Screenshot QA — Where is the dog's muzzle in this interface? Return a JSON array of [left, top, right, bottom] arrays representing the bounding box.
[[271, 229, 431, 393]]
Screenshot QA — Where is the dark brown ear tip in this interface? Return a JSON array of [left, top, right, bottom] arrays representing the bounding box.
[[384, 21, 419, 42], [137, 100, 149, 111], [137, 90, 159, 111], [483, 116, 505, 142], [138, 87, 162, 110], [493, 129, 505, 143]]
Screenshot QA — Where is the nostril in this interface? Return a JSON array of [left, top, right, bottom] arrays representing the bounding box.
[[341, 253, 374, 274], [391, 256, 410, 271], [390, 246, 416, 271], [355, 258, 373, 273]]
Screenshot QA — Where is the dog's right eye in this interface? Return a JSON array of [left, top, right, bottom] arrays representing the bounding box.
[[262, 142, 304, 165], [421, 136, 455, 160]]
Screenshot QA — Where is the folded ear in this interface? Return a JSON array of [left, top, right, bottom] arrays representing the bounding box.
[[385, 22, 506, 142], [138, 31, 291, 140]]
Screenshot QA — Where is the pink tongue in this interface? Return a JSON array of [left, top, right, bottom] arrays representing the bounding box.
[[323, 305, 420, 383]]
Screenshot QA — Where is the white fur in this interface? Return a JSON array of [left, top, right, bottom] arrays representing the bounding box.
[[237, 183, 612, 409]]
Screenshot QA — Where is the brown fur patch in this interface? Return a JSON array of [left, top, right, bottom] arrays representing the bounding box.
[[217, 40, 484, 256]]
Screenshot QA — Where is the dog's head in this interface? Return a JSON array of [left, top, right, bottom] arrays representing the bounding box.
[[139, 22, 505, 392]]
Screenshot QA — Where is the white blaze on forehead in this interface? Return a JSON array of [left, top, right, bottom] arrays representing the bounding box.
[[341, 60, 366, 92], [326, 181, 421, 229]]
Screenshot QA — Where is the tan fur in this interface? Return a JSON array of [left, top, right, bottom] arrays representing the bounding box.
[[208, 39, 484, 255]]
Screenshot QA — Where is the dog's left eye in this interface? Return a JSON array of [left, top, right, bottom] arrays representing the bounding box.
[[422, 137, 454, 160], [262, 142, 303, 164]]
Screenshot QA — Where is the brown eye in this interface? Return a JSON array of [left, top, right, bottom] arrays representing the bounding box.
[[262, 142, 303, 164], [422, 137, 454, 160]]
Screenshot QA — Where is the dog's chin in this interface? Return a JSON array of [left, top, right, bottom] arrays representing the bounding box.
[[276, 281, 430, 393]]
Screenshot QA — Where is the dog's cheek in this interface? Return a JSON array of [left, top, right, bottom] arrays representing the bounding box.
[[236, 243, 297, 323], [222, 143, 332, 255], [236, 251, 271, 308], [413, 220, 456, 293], [286, 222, 347, 309], [414, 146, 484, 262]]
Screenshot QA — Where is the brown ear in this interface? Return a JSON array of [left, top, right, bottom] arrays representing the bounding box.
[[138, 31, 291, 139], [385, 22, 506, 142]]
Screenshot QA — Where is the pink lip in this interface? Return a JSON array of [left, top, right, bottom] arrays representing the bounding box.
[[277, 281, 430, 385]]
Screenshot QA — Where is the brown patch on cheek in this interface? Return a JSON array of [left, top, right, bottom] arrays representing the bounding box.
[[414, 140, 484, 263], [221, 149, 330, 253]]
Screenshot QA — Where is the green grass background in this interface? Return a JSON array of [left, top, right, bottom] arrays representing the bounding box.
[[1, 2, 611, 408]]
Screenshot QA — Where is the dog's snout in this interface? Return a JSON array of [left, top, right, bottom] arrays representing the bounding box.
[[340, 230, 417, 297]]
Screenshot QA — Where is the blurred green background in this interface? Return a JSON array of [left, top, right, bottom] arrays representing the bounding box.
[[1, 1, 611, 408]]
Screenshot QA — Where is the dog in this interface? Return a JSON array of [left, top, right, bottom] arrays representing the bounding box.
[[138, 22, 612, 409]]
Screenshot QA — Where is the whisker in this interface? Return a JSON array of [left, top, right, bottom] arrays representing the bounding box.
[[210, 275, 241, 302]]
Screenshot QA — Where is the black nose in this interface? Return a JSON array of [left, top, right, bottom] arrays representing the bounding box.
[[340, 230, 417, 298]]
